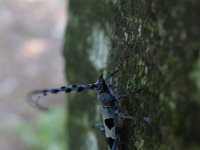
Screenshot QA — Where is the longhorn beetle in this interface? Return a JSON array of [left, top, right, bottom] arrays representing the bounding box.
[[27, 69, 151, 150]]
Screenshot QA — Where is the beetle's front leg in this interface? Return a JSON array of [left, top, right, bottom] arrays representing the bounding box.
[[120, 114, 152, 124], [117, 87, 147, 101], [106, 69, 119, 87], [93, 124, 105, 132]]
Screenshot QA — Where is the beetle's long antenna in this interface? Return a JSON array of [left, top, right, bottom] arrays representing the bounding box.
[[105, 69, 119, 80], [26, 90, 50, 111], [26, 90, 48, 111], [27, 84, 96, 111], [36, 96, 49, 111]]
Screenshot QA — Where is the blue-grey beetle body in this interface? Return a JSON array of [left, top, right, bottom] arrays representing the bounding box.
[[28, 70, 151, 150]]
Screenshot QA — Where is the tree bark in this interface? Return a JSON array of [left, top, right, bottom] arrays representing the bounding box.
[[64, 0, 200, 149]]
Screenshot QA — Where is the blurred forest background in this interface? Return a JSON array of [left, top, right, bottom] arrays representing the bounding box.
[[0, 0, 200, 150], [0, 0, 66, 150]]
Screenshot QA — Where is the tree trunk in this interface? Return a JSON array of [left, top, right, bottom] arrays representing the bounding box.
[[64, 0, 200, 149]]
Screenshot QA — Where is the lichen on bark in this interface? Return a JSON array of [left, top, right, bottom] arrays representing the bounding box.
[[64, 0, 200, 149]]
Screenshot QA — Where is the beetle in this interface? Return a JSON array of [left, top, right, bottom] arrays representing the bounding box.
[[27, 69, 151, 150]]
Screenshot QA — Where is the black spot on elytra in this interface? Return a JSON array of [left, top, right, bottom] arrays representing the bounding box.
[[65, 88, 72, 93], [72, 84, 77, 88], [105, 118, 114, 130], [51, 89, 60, 93], [106, 137, 114, 149], [77, 87, 84, 92]]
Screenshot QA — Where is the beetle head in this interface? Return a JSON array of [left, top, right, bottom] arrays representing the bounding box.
[[95, 74, 108, 94]]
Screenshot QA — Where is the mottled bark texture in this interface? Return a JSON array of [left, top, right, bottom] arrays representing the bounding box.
[[64, 0, 200, 149]]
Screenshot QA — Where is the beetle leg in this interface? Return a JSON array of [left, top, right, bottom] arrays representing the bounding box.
[[93, 124, 105, 132], [120, 114, 152, 123]]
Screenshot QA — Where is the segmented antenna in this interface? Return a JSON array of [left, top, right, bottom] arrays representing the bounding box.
[[27, 84, 96, 111], [105, 69, 119, 80]]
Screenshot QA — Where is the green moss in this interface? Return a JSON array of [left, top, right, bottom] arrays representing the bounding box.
[[64, 0, 200, 149], [106, 0, 200, 149]]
